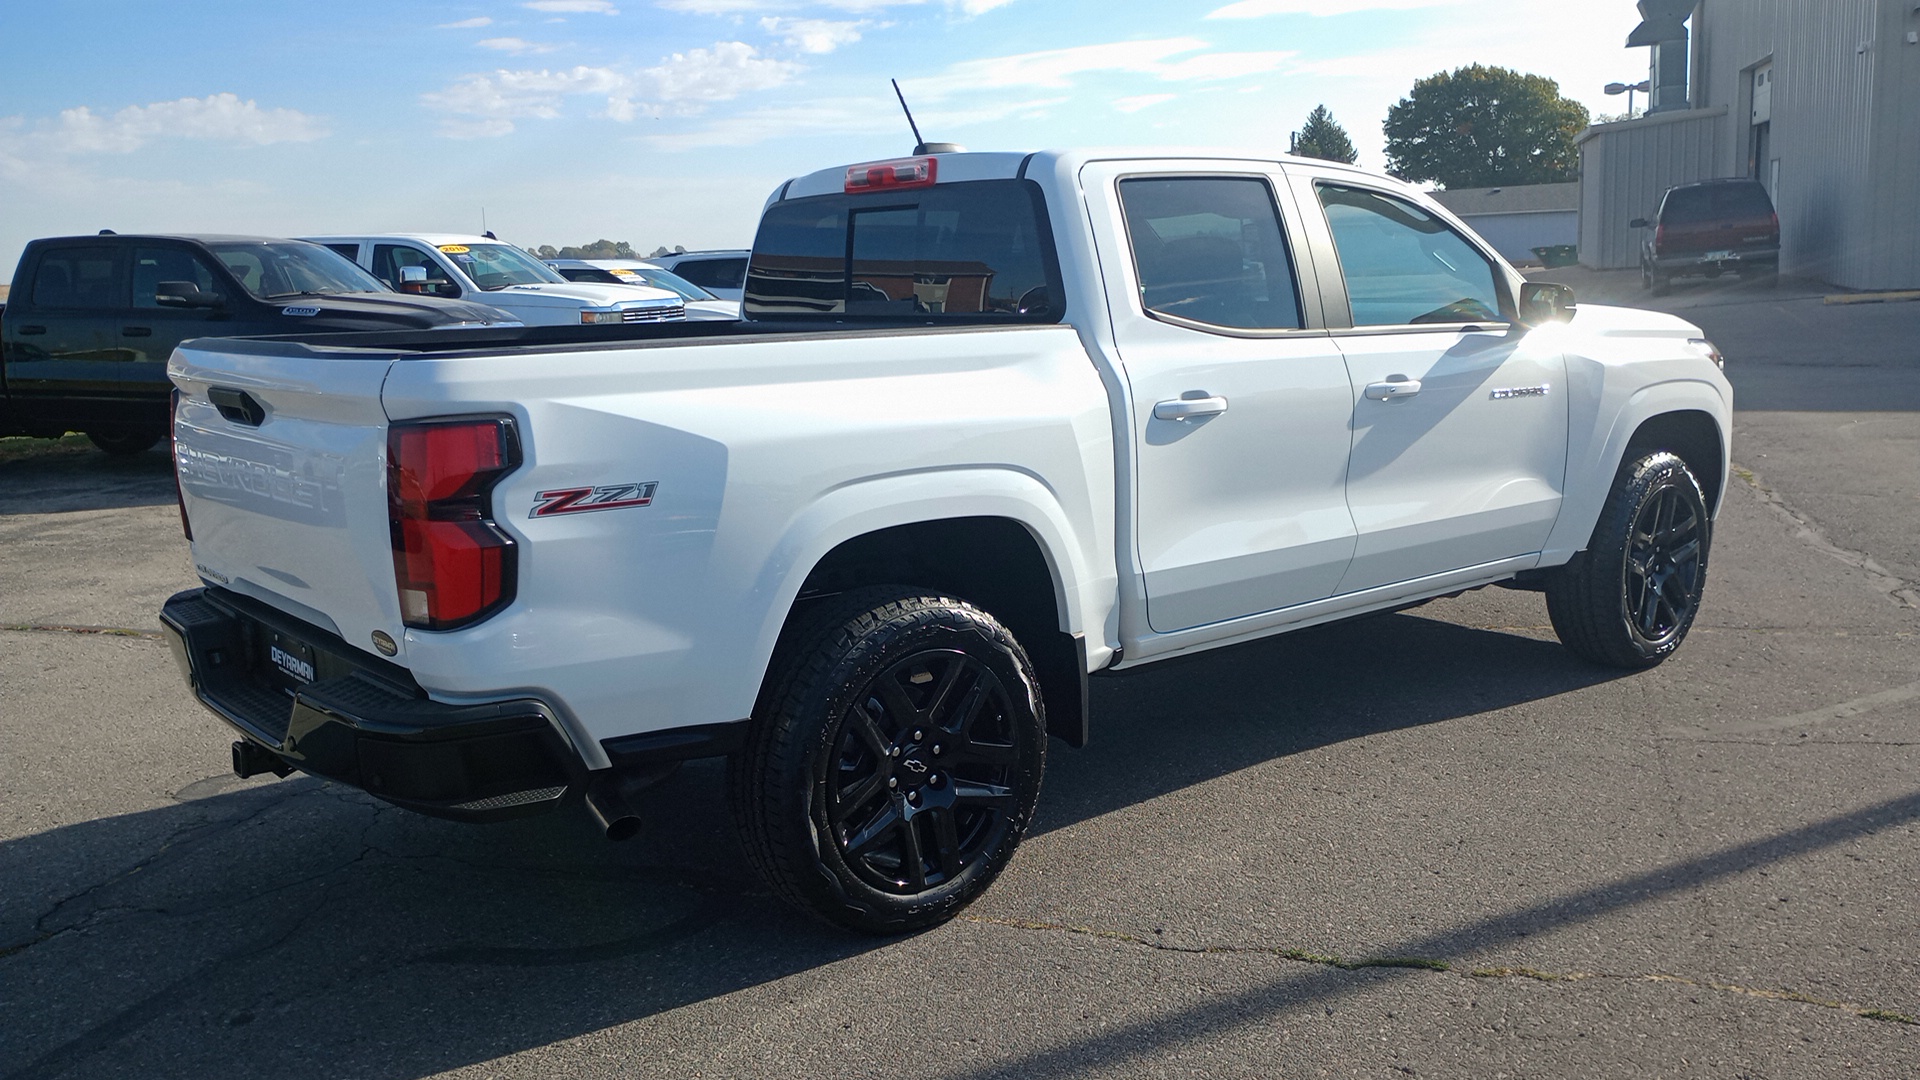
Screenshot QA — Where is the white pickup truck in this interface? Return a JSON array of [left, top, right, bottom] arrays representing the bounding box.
[[304, 233, 687, 326], [162, 149, 1731, 933]]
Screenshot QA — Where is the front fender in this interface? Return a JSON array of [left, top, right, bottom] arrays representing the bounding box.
[[1542, 376, 1731, 563]]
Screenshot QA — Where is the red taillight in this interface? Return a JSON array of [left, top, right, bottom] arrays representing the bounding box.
[[1770, 211, 1779, 238], [1654, 223, 1666, 251], [171, 389, 192, 541], [845, 156, 937, 193], [387, 417, 520, 631]]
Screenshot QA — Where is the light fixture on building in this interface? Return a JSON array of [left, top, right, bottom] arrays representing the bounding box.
[[1605, 79, 1653, 118]]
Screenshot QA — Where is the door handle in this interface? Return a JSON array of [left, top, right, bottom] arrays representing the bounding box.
[[1153, 395, 1229, 421], [17, 325, 47, 335], [122, 326, 153, 338], [1363, 378, 1422, 401]]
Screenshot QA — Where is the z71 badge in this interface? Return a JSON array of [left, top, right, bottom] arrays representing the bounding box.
[[530, 482, 658, 518]]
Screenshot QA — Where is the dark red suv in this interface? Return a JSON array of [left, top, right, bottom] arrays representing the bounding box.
[[1634, 178, 1780, 295]]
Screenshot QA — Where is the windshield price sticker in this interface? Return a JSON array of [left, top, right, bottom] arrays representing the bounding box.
[[438, 244, 471, 254]]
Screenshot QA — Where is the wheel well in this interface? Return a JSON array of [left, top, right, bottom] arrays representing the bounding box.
[[792, 517, 1088, 747], [1623, 411, 1724, 513]]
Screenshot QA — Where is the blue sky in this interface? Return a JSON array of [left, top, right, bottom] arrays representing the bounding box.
[[0, 1, 1648, 272]]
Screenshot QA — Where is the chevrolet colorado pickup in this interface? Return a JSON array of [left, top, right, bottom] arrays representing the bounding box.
[[162, 149, 1731, 933], [0, 234, 517, 454]]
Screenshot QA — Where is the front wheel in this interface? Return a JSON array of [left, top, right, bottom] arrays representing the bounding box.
[[1546, 452, 1711, 668], [731, 587, 1047, 934]]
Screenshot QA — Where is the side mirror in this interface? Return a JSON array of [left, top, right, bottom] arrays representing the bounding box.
[[399, 265, 428, 285], [155, 281, 223, 309], [1517, 281, 1575, 327], [1628, 218, 1650, 229]]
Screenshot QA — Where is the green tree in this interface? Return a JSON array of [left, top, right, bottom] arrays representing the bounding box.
[[1383, 65, 1588, 188], [535, 239, 641, 259], [1290, 104, 1358, 164]]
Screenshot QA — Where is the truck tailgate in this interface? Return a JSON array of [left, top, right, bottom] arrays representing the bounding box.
[[170, 339, 406, 659]]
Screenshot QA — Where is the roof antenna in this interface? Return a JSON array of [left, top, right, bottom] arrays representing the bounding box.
[[892, 78, 963, 155]]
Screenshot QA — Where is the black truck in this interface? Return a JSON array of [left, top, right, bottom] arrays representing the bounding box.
[[0, 234, 518, 454]]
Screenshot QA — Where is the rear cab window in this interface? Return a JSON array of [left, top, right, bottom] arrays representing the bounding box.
[[31, 246, 128, 310], [1118, 175, 1303, 332], [745, 179, 1063, 321], [672, 258, 747, 292]]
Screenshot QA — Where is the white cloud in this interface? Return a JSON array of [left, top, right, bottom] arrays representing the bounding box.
[[907, 38, 1209, 97], [1207, 0, 1466, 16], [902, 38, 1288, 102], [1113, 94, 1176, 114], [478, 36, 559, 54], [758, 17, 868, 54], [643, 42, 801, 102], [524, 0, 619, 12], [438, 16, 494, 28], [638, 93, 1062, 151], [423, 66, 625, 136], [47, 94, 328, 154], [1157, 50, 1296, 81], [657, 0, 767, 11], [424, 43, 801, 136], [658, 0, 1012, 15]]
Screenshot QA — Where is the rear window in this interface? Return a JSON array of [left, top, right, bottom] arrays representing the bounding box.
[[745, 179, 1063, 321], [1662, 183, 1774, 224], [671, 257, 747, 291]]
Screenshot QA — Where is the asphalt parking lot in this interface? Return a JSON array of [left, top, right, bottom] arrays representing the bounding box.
[[2, 277, 1915, 1078]]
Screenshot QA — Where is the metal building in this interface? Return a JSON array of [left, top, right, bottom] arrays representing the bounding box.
[[1578, 0, 1920, 289], [1428, 183, 1580, 265]]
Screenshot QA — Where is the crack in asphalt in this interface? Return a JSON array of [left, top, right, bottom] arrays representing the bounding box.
[[1469, 966, 1920, 1026], [5, 783, 316, 959], [1660, 677, 1920, 740], [3, 882, 341, 1080], [964, 915, 1451, 971], [963, 915, 1919, 1029], [1734, 465, 1920, 609]]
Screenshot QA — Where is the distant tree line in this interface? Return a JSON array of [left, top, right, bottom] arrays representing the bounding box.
[[529, 240, 701, 260]]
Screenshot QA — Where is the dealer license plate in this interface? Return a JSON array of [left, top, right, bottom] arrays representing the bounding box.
[[265, 630, 318, 687], [1704, 250, 1734, 262]]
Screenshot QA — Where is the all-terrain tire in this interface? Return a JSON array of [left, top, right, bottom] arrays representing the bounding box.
[[730, 587, 1046, 934], [1546, 452, 1711, 669]]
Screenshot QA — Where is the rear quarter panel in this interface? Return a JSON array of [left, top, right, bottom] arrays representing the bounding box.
[[378, 326, 1118, 753]]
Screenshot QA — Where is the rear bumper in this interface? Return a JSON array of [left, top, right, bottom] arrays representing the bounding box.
[[161, 587, 581, 821], [1649, 249, 1778, 275]]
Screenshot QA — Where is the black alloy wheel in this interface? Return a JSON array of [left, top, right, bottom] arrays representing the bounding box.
[[827, 648, 1022, 895], [1547, 452, 1711, 668], [732, 587, 1046, 934], [1621, 481, 1704, 650]]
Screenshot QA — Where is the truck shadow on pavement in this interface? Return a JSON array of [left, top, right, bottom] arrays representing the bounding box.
[[0, 441, 177, 515], [0, 611, 1784, 1080]]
